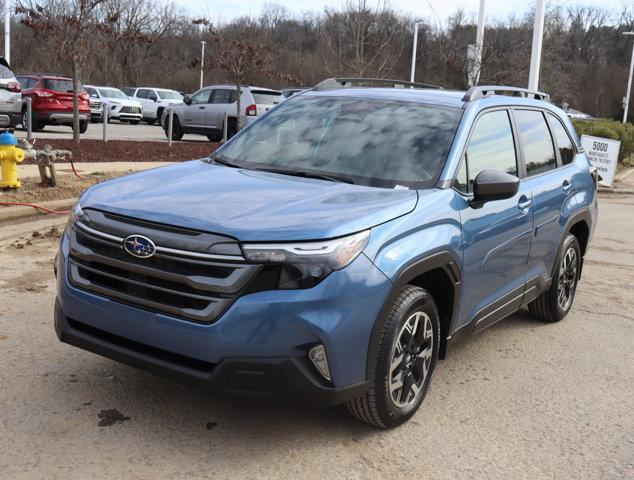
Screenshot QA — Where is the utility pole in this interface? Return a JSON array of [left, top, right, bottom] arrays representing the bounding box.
[[410, 22, 422, 83], [622, 32, 634, 124], [4, 0, 10, 64], [200, 40, 206, 90], [468, 0, 486, 87], [528, 0, 546, 91]]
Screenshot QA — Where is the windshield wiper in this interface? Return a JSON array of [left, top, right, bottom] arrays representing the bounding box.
[[252, 167, 355, 184], [208, 155, 241, 168]]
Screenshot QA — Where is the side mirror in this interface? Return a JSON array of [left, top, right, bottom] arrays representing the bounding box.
[[470, 170, 519, 208], [183, 95, 191, 105], [150, 96, 158, 102]]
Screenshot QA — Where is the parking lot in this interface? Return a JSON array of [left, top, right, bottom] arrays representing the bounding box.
[[0, 193, 632, 480], [13, 121, 207, 143]]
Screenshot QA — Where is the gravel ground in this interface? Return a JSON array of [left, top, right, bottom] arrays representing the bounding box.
[[0, 194, 632, 480]]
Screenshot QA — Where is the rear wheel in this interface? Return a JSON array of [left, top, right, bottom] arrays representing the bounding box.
[[528, 233, 581, 322], [347, 285, 439, 428], [164, 115, 184, 141], [21, 109, 45, 131], [79, 120, 88, 134]]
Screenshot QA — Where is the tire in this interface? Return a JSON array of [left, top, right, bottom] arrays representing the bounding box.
[[21, 109, 45, 131], [130, 120, 140, 125], [347, 285, 440, 428], [145, 118, 155, 125], [207, 134, 222, 142], [528, 233, 581, 322], [156, 108, 164, 126], [164, 115, 184, 141], [79, 120, 88, 134]]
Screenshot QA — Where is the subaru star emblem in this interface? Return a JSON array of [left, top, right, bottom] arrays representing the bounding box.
[[123, 234, 156, 258]]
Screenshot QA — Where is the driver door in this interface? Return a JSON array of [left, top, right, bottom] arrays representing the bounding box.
[[183, 89, 211, 127]]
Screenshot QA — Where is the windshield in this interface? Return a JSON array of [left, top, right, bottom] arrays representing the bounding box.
[[216, 95, 461, 188], [157, 89, 183, 100], [98, 88, 128, 99]]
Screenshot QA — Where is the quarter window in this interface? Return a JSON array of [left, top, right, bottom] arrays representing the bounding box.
[[455, 110, 517, 193], [515, 110, 556, 176], [547, 114, 575, 165]]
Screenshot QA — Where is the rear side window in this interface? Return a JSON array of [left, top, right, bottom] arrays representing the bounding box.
[[454, 110, 517, 193], [44, 79, 74, 92], [547, 114, 575, 165], [211, 89, 234, 104], [251, 90, 281, 105], [515, 110, 556, 176]]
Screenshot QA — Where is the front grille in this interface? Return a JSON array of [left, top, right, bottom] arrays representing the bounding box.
[[91, 101, 102, 109], [120, 106, 141, 114], [68, 210, 261, 323]]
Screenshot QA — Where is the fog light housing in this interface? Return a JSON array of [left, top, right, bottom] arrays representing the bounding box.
[[308, 344, 331, 382]]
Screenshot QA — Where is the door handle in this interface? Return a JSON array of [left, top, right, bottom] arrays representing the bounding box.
[[518, 197, 532, 210], [198, 106, 205, 110], [562, 180, 572, 195]]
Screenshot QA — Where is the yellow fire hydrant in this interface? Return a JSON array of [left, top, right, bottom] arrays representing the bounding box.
[[0, 131, 26, 188]]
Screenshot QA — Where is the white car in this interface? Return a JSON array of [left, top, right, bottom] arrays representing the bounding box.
[[84, 85, 143, 123], [122, 87, 183, 125]]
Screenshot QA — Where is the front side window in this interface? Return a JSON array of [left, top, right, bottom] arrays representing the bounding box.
[[455, 110, 517, 193], [547, 114, 575, 165], [515, 110, 556, 176], [216, 95, 462, 188], [190, 89, 211, 105]]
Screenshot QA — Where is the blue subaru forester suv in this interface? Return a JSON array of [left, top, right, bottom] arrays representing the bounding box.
[[54, 79, 598, 427]]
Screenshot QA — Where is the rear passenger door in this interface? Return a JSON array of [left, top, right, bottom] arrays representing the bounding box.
[[513, 109, 575, 298], [206, 89, 235, 129], [454, 109, 534, 331]]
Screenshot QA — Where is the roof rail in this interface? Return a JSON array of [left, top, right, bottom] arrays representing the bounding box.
[[313, 77, 442, 91], [463, 85, 550, 103]]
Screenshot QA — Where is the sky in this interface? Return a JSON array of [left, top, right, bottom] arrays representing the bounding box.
[[177, 0, 623, 23]]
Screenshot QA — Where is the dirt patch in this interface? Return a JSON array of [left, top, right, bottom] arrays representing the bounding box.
[[1, 269, 54, 292], [21, 139, 218, 164], [0, 172, 122, 204], [97, 409, 131, 427]]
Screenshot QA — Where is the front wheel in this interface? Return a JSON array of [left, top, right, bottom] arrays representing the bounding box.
[[164, 115, 184, 141], [347, 285, 439, 428], [79, 120, 88, 134], [528, 233, 581, 322]]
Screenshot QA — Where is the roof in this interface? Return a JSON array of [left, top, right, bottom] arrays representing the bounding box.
[[303, 87, 467, 108]]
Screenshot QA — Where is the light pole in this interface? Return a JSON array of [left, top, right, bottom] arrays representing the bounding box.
[[468, 0, 486, 87], [528, 0, 546, 91], [4, 0, 10, 64], [410, 22, 423, 83], [200, 40, 206, 90], [622, 32, 634, 124]]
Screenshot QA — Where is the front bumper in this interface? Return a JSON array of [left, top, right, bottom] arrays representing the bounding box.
[[55, 232, 390, 404]]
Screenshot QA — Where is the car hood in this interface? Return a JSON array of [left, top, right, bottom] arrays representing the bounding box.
[[81, 160, 418, 241]]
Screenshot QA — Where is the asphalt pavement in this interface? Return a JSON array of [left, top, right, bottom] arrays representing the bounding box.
[[13, 120, 207, 143], [0, 193, 632, 480]]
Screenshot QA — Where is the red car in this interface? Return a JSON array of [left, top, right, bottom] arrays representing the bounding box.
[[16, 74, 90, 132]]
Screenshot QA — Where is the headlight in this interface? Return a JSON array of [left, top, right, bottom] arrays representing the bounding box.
[[242, 230, 370, 289], [65, 201, 84, 233]]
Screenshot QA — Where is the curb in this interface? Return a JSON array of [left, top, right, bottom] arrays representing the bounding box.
[[598, 188, 634, 195], [0, 197, 77, 222]]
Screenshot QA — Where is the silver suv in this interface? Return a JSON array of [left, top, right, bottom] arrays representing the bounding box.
[[162, 84, 281, 141], [0, 58, 22, 128]]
